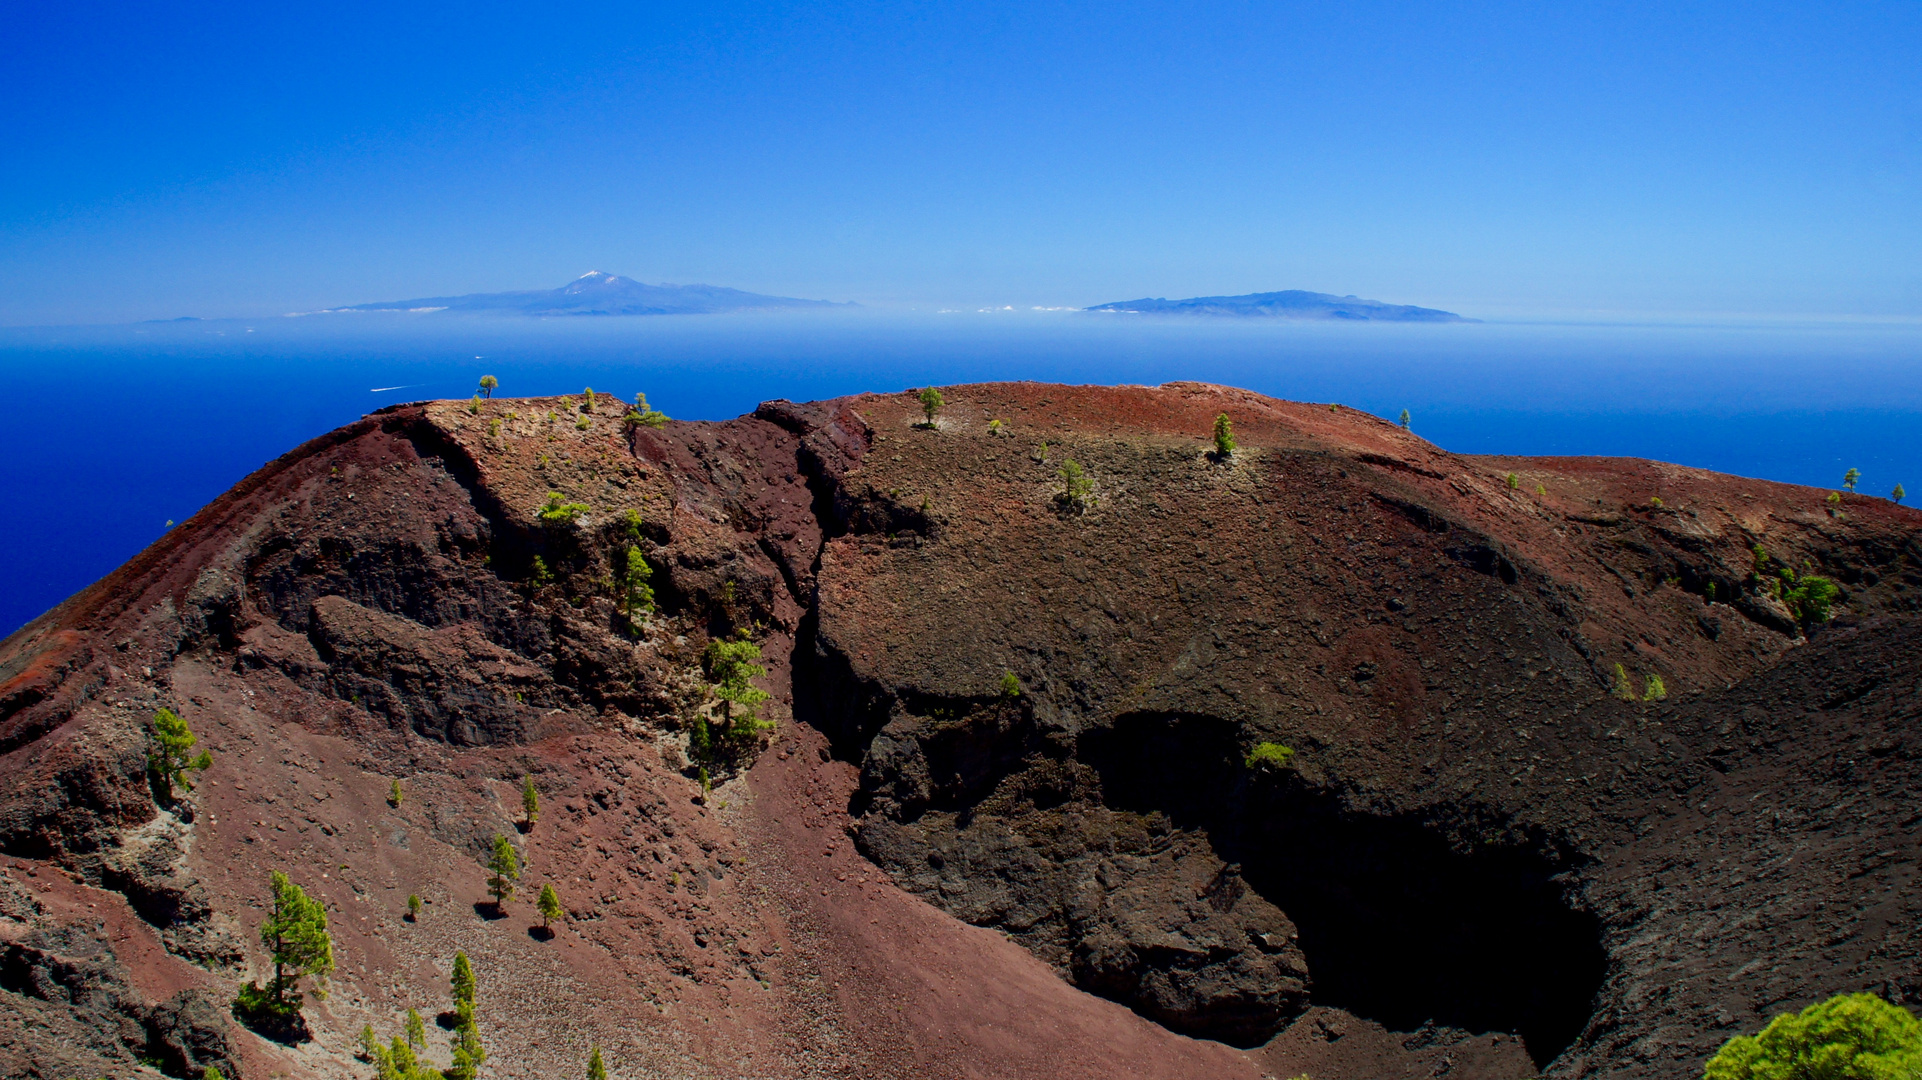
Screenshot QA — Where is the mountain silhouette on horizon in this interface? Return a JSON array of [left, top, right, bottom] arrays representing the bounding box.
[[1086, 289, 1472, 321], [316, 271, 850, 317]]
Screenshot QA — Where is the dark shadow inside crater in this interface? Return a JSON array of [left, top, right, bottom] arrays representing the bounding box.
[[1081, 711, 1607, 1069]]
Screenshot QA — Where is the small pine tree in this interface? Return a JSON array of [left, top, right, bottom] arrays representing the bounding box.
[[626, 393, 669, 428], [538, 883, 562, 930], [1843, 467, 1860, 491], [388, 1036, 417, 1078], [359, 1023, 381, 1061], [388, 778, 403, 806], [988, 419, 1005, 436], [1505, 472, 1519, 490], [478, 375, 498, 398], [1536, 483, 1546, 496], [1398, 408, 1410, 429], [1894, 483, 1907, 504], [704, 635, 774, 741], [999, 671, 1021, 697], [451, 950, 477, 1009], [539, 492, 589, 526], [1612, 663, 1637, 701], [486, 835, 520, 907], [583, 387, 596, 409], [244, 870, 335, 1016], [689, 716, 713, 762], [588, 1045, 607, 1080], [1828, 491, 1843, 507], [447, 1011, 487, 1080], [522, 775, 540, 826], [1703, 992, 1922, 1080], [406, 893, 421, 919], [1212, 413, 1236, 457], [204, 1067, 225, 1080], [404, 1007, 427, 1050], [1057, 459, 1094, 512], [530, 555, 553, 586], [148, 707, 213, 799], [620, 546, 656, 615], [1642, 673, 1667, 701], [918, 387, 944, 426], [575, 414, 591, 431]]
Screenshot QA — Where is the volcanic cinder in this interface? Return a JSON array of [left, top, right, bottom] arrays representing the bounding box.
[[2, 382, 1918, 1080]]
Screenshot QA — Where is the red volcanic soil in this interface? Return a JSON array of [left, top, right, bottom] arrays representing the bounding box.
[[1, 381, 1918, 1080]]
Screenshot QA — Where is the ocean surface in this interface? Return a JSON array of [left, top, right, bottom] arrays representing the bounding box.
[[3, 310, 1919, 637]]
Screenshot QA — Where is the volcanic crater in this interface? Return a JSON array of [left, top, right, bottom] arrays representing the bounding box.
[[2, 381, 1918, 1080]]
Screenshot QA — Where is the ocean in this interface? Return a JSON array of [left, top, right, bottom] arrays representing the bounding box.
[[3, 310, 1919, 637]]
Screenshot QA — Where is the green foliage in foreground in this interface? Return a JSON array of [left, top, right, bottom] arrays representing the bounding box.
[[148, 707, 212, 799], [1703, 992, 1922, 1080], [1246, 742, 1295, 770], [236, 871, 334, 1018], [1212, 413, 1236, 457]]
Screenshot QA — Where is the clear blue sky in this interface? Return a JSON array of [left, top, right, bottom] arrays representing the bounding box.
[[3, 1, 1918, 324]]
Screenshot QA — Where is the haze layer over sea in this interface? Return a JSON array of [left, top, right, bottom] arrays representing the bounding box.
[[3, 310, 1918, 636]]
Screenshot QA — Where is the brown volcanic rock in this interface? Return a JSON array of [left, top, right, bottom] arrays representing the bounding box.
[[0, 381, 1916, 1080]]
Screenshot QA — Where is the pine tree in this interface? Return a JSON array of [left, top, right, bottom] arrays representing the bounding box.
[[1398, 408, 1411, 429], [250, 870, 334, 1014], [588, 1045, 607, 1080], [522, 775, 540, 826], [918, 387, 944, 426], [1894, 483, 1907, 504], [388, 778, 403, 806], [538, 883, 563, 930], [406, 894, 421, 919], [359, 1023, 381, 1061], [404, 1007, 427, 1050], [1844, 467, 1861, 491], [478, 375, 498, 398], [1212, 413, 1235, 457], [487, 835, 521, 907], [704, 635, 773, 741], [387, 1035, 418, 1079], [148, 707, 213, 799], [451, 950, 477, 1011], [204, 1068, 224, 1080], [446, 1011, 487, 1080]]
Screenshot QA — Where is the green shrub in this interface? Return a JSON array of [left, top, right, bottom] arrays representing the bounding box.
[[625, 392, 669, 428], [539, 492, 589, 526], [575, 415, 591, 431], [1613, 663, 1637, 700], [1056, 459, 1095, 513], [1398, 409, 1410, 429], [538, 883, 562, 930], [619, 545, 656, 615], [1893, 483, 1906, 504], [359, 1023, 381, 1061], [529, 555, 553, 586], [583, 387, 596, 409], [1703, 992, 1922, 1080], [1843, 467, 1860, 492], [918, 387, 944, 426], [1783, 574, 1840, 623], [406, 894, 421, 919], [704, 634, 774, 743], [589, 1046, 608, 1080], [451, 950, 477, 1009], [1212, 413, 1236, 457], [522, 775, 539, 826], [1246, 742, 1295, 770], [388, 778, 403, 806], [1643, 673, 1667, 701], [478, 375, 498, 398], [1651, 495, 1665, 508], [148, 707, 212, 800], [999, 671, 1021, 697], [467, 397, 481, 415], [1828, 491, 1843, 507], [988, 419, 1005, 436], [404, 1007, 426, 1050], [1505, 473, 1519, 490]]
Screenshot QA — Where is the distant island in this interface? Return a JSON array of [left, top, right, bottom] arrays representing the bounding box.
[[310, 271, 850, 317], [1086, 289, 1472, 322]]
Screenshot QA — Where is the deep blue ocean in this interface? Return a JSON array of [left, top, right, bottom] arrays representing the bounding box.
[[4, 311, 1919, 637]]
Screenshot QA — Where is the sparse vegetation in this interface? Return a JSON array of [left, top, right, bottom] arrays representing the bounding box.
[[1246, 742, 1295, 770], [486, 834, 520, 908], [1828, 491, 1842, 507], [1536, 483, 1546, 496], [1894, 483, 1907, 504], [487, 418, 501, 437], [467, 397, 482, 415], [388, 778, 403, 806], [1056, 459, 1094, 513], [147, 707, 212, 800], [999, 671, 1021, 697], [478, 375, 498, 398], [1212, 413, 1236, 458], [1843, 467, 1860, 492], [406, 894, 421, 919], [359, 1023, 381, 1060], [583, 387, 596, 409], [575, 415, 591, 431], [988, 419, 1005, 436], [1651, 496, 1665, 508], [404, 1007, 426, 1050], [918, 387, 944, 427], [1782, 572, 1840, 624], [588, 1045, 608, 1080], [235, 871, 334, 1020], [529, 555, 553, 587], [1643, 673, 1667, 701], [538, 883, 562, 930], [1505, 473, 1519, 490], [1703, 992, 1922, 1080], [539, 492, 589, 526], [1398, 408, 1411, 429], [521, 775, 539, 826]]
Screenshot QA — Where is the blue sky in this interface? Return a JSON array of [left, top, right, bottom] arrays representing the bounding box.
[[2, 1, 1918, 324]]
